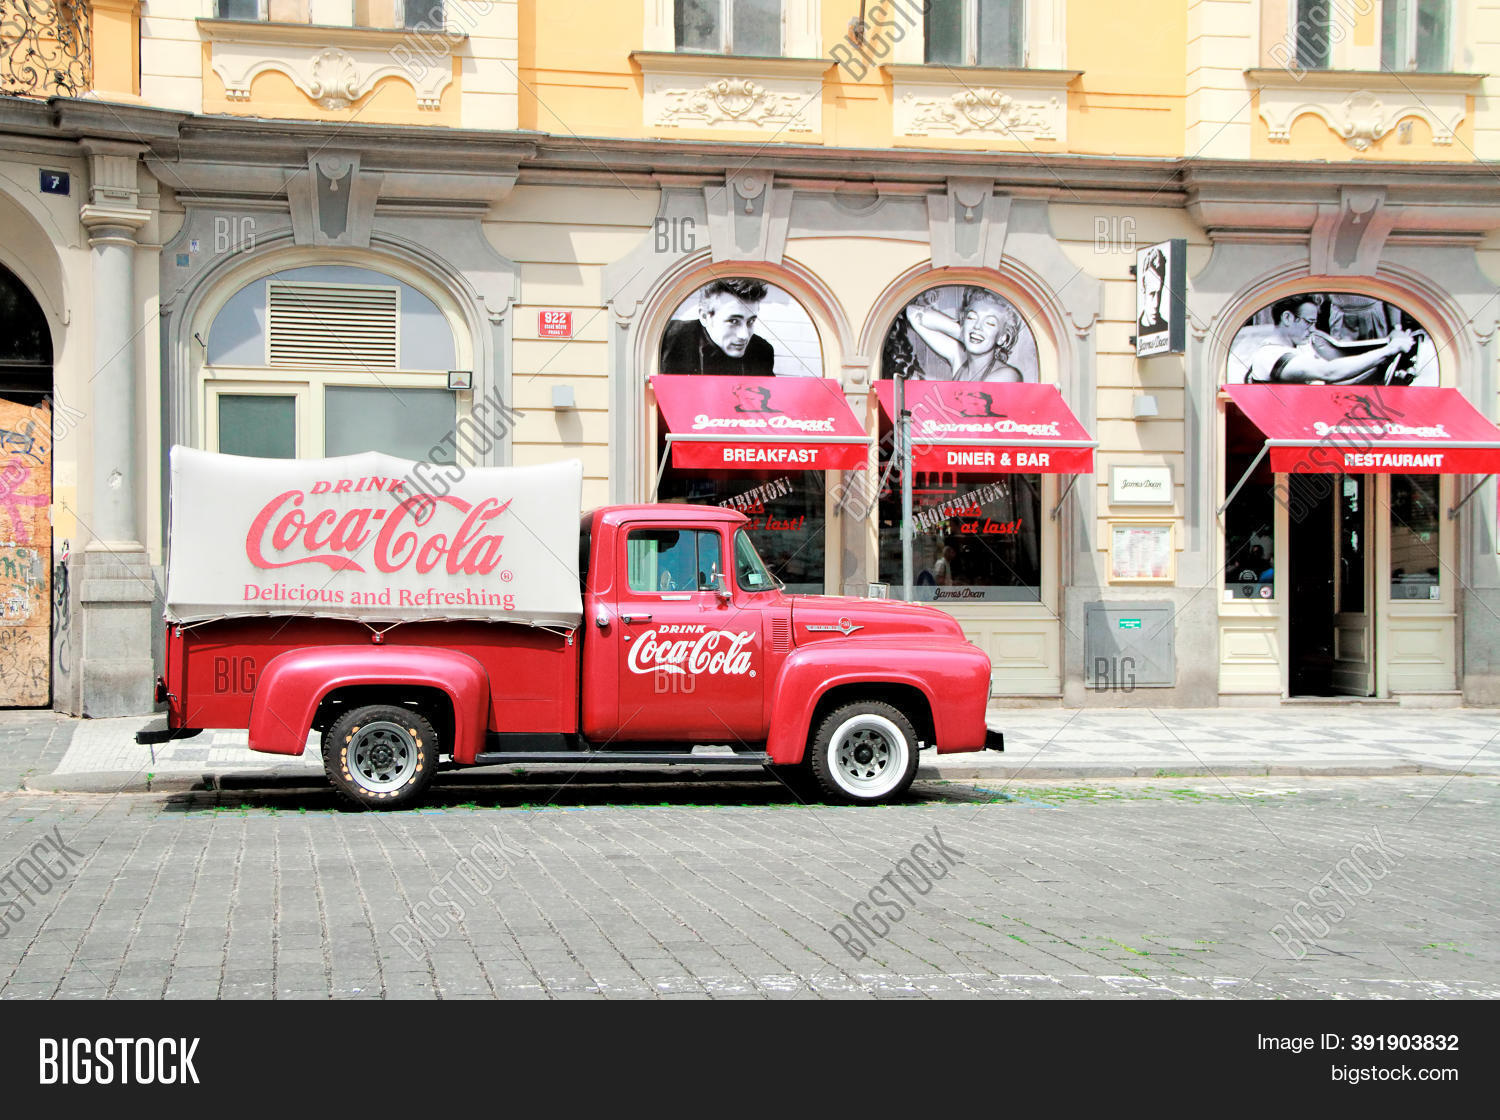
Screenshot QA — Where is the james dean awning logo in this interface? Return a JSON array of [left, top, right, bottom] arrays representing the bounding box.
[[691, 383, 837, 433], [915, 391, 1061, 438]]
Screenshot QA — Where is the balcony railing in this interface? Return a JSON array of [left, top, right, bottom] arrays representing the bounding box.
[[1, 0, 91, 98]]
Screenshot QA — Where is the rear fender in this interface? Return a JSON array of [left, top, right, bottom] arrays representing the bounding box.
[[766, 639, 989, 764], [248, 645, 490, 763]]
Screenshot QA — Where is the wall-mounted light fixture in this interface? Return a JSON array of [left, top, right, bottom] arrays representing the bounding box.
[[1133, 394, 1159, 420], [552, 384, 576, 409]]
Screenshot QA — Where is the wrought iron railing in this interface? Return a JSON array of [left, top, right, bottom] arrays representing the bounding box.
[[1, 0, 92, 98]]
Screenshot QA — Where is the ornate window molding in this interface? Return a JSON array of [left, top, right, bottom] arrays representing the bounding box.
[[1247, 68, 1481, 151], [632, 50, 827, 135], [884, 63, 1077, 144], [198, 17, 465, 110]]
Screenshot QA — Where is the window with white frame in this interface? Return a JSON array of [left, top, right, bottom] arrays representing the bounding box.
[[1381, 0, 1449, 72], [675, 0, 783, 56], [213, 0, 444, 29], [924, 0, 1026, 68], [203, 265, 464, 463], [1285, 0, 1452, 73]]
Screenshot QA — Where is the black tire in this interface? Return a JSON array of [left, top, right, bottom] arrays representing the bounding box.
[[807, 700, 920, 805], [323, 704, 439, 809]]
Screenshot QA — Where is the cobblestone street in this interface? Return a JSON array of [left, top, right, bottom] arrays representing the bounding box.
[[1, 773, 1494, 999]]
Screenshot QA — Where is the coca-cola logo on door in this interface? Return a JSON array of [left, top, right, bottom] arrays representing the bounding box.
[[626, 624, 755, 677]]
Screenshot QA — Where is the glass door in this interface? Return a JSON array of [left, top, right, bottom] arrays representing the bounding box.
[[1330, 474, 1375, 696]]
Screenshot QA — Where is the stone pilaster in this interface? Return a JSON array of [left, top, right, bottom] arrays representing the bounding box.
[[73, 140, 156, 717]]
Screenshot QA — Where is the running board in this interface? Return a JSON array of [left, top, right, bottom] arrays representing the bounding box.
[[467, 751, 772, 767]]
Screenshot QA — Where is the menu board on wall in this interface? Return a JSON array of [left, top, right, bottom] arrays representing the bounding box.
[[1109, 521, 1174, 583]]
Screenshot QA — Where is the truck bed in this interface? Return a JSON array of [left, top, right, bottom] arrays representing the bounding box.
[[163, 617, 579, 737]]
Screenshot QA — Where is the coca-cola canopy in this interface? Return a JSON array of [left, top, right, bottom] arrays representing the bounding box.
[[651, 375, 870, 471], [165, 447, 584, 627], [875, 381, 1096, 473], [1225, 385, 1500, 473]]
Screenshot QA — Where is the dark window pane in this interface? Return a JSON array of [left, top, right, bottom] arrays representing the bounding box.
[[217, 0, 261, 19], [734, 0, 780, 55], [1338, 474, 1364, 613], [1416, 0, 1448, 71], [657, 469, 826, 594], [976, 0, 1024, 67], [1381, 0, 1402, 68], [1390, 474, 1441, 599], [219, 395, 295, 459], [1296, 0, 1331, 69], [404, 0, 443, 30], [324, 386, 456, 463], [880, 470, 1042, 602], [676, 0, 721, 51], [1223, 423, 1274, 600], [925, 0, 965, 64]]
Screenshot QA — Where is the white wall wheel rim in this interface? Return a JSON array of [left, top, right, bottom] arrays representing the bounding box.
[[827, 712, 909, 799]]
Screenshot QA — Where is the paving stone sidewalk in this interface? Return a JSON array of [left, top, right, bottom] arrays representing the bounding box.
[[10, 705, 1500, 795]]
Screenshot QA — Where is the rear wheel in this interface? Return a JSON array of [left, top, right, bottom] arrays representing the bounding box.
[[807, 700, 919, 804], [323, 704, 438, 809]]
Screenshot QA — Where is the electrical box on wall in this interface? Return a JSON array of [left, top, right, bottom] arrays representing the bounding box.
[[1085, 601, 1175, 689]]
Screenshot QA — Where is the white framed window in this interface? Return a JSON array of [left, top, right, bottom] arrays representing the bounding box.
[[925, 0, 1026, 68], [1282, 0, 1453, 73], [203, 265, 467, 463], [675, 0, 782, 55], [1381, 0, 1449, 72]]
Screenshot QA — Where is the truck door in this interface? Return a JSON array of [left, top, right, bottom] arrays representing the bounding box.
[[612, 525, 765, 742]]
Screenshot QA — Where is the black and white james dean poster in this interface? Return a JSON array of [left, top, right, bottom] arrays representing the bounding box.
[[1135, 238, 1186, 358]]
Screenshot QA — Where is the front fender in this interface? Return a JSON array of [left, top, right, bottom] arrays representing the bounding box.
[[766, 638, 992, 765], [248, 645, 490, 763]]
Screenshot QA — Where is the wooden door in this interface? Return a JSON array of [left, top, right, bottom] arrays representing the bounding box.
[[0, 398, 51, 706]]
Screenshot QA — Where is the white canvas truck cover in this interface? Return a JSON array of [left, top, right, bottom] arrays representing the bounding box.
[[165, 446, 583, 628]]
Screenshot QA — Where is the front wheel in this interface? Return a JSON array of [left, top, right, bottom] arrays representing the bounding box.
[[807, 701, 919, 804], [323, 704, 439, 809]]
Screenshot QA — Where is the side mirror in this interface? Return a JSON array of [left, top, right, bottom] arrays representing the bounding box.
[[714, 572, 731, 603]]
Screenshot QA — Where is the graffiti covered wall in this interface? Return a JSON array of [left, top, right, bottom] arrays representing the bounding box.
[[0, 398, 51, 706]]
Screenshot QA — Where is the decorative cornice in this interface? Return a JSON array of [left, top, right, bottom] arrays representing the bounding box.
[[885, 65, 1077, 144], [1248, 68, 1481, 151], [198, 17, 466, 111]]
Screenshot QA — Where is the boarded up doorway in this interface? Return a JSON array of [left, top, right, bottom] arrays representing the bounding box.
[[0, 397, 51, 705]]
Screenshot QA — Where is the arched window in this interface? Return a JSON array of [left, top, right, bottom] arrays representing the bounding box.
[[650, 275, 833, 593], [0, 264, 53, 397], [876, 283, 1044, 601], [202, 264, 461, 461]]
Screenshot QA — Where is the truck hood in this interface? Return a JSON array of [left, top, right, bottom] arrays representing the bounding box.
[[789, 595, 967, 645]]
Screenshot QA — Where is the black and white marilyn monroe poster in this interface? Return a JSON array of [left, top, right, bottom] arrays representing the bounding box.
[[881, 285, 1040, 382]]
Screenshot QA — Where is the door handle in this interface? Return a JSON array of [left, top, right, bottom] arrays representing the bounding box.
[[621, 613, 653, 624]]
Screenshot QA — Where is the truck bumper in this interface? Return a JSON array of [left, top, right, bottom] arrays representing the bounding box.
[[985, 728, 1005, 752], [135, 719, 202, 745]]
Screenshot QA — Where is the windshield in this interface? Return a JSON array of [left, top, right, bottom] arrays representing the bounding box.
[[734, 529, 778, 592]]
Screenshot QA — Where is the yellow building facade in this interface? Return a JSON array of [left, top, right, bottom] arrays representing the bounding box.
[[5, 0, 1500, 712]]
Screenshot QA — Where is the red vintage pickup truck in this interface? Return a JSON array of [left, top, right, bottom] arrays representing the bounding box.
[[140, 449, 1001, 808]]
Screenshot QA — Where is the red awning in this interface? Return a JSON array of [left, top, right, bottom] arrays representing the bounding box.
[[875, 381, 1095, 473], [651, 375, 870, 471], [1224, 384, 1500, 473]]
